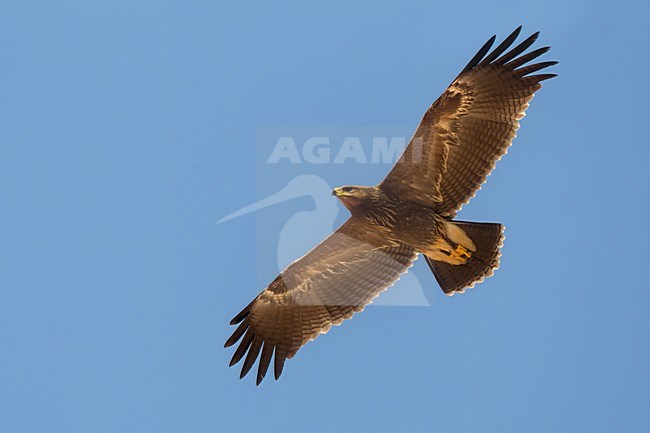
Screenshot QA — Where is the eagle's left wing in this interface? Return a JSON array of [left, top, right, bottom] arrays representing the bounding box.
[[225, 218, 416, 385], [380, 27, 556, 217]]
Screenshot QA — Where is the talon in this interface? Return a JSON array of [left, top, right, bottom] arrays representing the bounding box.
[[454, 244, 472, 260]]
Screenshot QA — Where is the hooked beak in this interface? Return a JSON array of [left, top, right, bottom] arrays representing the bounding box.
[[332, 187, 343, 197]]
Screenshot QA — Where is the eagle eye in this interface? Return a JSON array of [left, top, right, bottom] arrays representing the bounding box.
[[342, 187, 353, 192]]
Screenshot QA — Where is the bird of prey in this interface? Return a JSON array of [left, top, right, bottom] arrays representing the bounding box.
[[225, 27, 556, 385]]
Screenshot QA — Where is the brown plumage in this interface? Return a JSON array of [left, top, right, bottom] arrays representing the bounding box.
[[225, 27, 556, 384]]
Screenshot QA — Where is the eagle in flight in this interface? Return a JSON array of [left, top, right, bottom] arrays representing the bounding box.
[[226, 27, 556, 384]]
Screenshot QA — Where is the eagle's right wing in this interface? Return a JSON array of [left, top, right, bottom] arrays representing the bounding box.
[[225, 218, 416, 385], [380, 27, 556, 217]]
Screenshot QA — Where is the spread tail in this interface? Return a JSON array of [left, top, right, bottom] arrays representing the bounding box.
[[425, 221, 505, 295]]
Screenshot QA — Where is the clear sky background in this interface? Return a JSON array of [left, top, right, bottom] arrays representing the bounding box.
[[1, 1, 649, 432]]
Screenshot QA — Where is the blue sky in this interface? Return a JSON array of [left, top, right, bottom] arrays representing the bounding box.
[[1, 1, 649, 432]]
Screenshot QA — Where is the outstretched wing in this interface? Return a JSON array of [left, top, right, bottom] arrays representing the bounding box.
[[380, 27, 556, 217], [225, 218, 416, 385]]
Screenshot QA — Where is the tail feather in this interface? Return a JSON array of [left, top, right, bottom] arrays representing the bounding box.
[[425, 221, 505, 295]]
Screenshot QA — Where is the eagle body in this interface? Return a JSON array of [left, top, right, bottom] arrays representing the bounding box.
[[226, 27, 556, 385], [333, 185, 483, 266]]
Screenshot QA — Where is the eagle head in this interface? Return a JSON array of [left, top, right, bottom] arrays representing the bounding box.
[[332, 185, 380, 212]]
